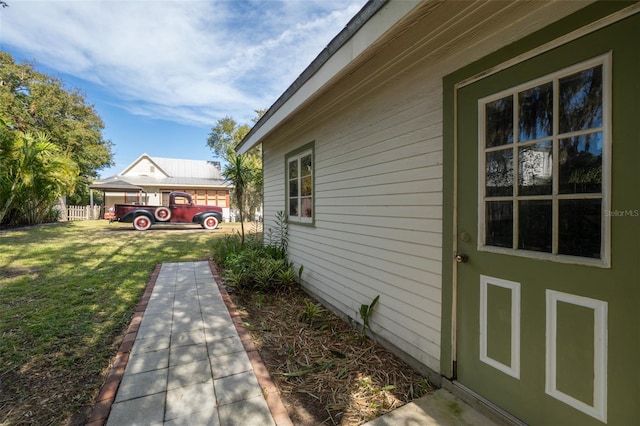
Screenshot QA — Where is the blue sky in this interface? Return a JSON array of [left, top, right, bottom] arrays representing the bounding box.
[[0, 0, 367, 177]]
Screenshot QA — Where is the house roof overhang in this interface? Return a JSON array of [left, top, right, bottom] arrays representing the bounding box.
[[91, 176, 231, 191], [236, 0, 425, 155], [89, 176, 144, 192], [236, 0, 603, 156]]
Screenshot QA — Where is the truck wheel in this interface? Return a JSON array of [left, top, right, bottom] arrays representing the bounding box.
[[133, 215, 152, 231], [202, 216, 219, 230], [154, 206, 171, 221]]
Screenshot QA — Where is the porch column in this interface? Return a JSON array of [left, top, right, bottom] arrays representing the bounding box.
[[89, 189, 94, 219]]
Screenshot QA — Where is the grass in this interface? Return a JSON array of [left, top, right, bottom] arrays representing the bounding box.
[[0, 220, 236, 425], [1, 220, 431, 425]]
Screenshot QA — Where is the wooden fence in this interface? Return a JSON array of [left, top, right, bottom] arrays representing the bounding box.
[[63, 205, 102, 221]]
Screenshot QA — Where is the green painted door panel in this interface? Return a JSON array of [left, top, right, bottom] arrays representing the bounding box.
[[454, 11, 639, 425], [485, 284, 512, 367]]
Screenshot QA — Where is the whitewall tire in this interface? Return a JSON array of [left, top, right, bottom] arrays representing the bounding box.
[[154, 206, 171, 221], [133, 215, 152, 231], [202, 216, 219, 230]]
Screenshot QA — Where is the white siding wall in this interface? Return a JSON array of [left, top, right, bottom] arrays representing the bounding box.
[[263, 67, 443, 371], [124, 158, 167, 178], [261, 0, 588, 374]]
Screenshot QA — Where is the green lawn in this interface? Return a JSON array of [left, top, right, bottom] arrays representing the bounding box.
[[0, 220, 235, 425]]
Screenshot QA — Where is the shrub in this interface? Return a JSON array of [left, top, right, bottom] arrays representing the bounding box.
[[210, 234, 243, 266], [276, 266, 298, 287], [212, 224, 299, 292]]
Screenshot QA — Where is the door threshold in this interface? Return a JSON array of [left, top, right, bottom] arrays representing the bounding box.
[[442, 378, 528, 426]]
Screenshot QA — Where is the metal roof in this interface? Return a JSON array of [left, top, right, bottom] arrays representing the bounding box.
[[92, 154, 228, 189], [150, 157, 224, 180], [118, 175, 228, 188], [89, 176, 144, 191]]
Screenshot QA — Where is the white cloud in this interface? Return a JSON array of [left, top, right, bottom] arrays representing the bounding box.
[[0, 0, 367, 125]]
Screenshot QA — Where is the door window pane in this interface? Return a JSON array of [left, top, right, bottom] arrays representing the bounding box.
[[480, 59, 607, 261], [558, 199, 601, 258], [486, 96, 514, 147], [486, 201, 513, 248], [486, 149, 513, 196], [519, 141, 552, 196], [518, 82, 553, 142], [518, 200, 552, 253], [559, 66, 602, 133], [559, 133, 602, 194]]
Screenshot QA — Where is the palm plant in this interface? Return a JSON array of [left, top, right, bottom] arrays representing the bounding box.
[[222, 153, 252, 245], [0, 129, 77, 225]]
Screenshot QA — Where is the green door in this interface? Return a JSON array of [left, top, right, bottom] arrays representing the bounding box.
[[454, 13, 639, 425]]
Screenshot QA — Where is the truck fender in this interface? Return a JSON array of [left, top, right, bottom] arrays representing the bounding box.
[[193, 212, 222, 229], [120, 209, 154, 224], [192, 211, 222, 223]]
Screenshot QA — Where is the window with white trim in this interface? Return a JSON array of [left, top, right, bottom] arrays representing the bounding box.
[[286, 144, 314, 223], [480, 57, 609, 263]]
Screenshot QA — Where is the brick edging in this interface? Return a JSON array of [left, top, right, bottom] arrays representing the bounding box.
[[86, 264, 161, 426], [209, 261, 294, 426], [87, 262, 292, 426]]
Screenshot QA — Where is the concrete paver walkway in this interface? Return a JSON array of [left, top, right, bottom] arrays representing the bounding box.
[[90, 261, 288, 426], [89, 261, 510, 426]]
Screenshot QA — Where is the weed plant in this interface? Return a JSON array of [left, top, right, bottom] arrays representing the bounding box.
[[300, 301, 330, 330], [359, 295, 380, 337]]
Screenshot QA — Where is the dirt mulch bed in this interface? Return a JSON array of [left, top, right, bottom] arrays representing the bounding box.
[[228, 286, 432, 425]]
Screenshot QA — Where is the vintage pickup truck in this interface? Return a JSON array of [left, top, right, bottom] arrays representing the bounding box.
[[112, 191, 223, 231]]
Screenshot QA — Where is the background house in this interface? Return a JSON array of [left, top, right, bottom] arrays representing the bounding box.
[[237, 1, 639, 424], [92, 153, 231, 220]]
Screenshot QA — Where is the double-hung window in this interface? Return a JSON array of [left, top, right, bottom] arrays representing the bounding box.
[[480, 56, 609, 264], [286, 143, 314, 224]]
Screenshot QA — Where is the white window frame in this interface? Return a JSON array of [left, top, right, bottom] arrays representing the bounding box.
[[286, 144, 314, 224], [477, 54, 611, 267]]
